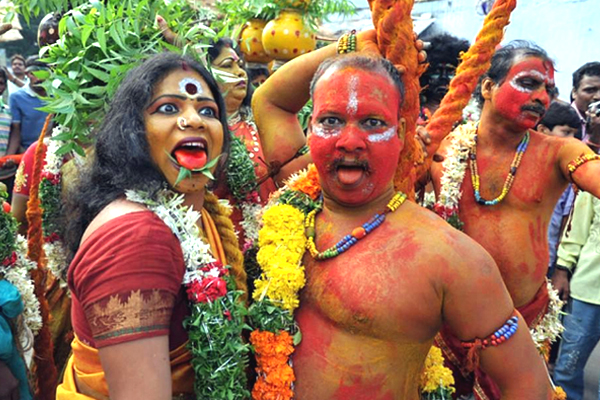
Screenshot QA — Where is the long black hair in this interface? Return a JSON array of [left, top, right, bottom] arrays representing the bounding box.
[[63, 52, 230, 259], [207, 37, 254, 110]]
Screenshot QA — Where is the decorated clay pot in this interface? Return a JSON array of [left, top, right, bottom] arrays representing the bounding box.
[[262, 10, 316, 61], [239, 19, 272, 64]]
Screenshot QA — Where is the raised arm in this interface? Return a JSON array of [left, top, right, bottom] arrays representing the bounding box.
[[442, 238, 552, 399], [252, 31, 379, 183]]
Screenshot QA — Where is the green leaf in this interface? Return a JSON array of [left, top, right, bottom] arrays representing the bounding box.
[[109, 23, 127, 51], [174, 167, 192, 187], [56, 142, 75, 156], [65, 16, 80, 38], [83, 65, 109, 82], [293, 329, 302, 345], [51, 131, 74, 142], [81, 25, 94, 46], [97, 28, 107, 54]]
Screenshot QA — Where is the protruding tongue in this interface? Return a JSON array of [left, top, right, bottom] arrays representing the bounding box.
[[174, 148, 207, 170], [337, 167, 364, 185]]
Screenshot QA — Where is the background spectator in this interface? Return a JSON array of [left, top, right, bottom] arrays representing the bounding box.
[[6, 56, 48, 155]]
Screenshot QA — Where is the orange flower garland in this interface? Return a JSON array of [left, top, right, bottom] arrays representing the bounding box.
[[287, 164, 320, 200], [251, 330, 295, 400]]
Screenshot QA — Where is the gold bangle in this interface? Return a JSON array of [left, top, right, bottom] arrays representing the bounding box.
[[567, 153, 600, 175]]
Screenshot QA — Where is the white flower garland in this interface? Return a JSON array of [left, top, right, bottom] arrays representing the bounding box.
[[43, 126, 68, 176], [125, 188, 249, 398], [42, 126, 70, 288], [0, 236, 42, 335], [531, 280, 565, 351], [434, 121, 477, 229], [125, 189, 215, 284]]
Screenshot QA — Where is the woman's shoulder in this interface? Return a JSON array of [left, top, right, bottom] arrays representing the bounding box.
[[80, 198, 157, 245]]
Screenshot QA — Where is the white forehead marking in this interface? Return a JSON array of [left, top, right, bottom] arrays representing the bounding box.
[[179, 77, 204, 99], [312, 125, 341, 138], [347, 75, 359, 116], [509, 70, 554, 93], [367, 127, 396, 143]]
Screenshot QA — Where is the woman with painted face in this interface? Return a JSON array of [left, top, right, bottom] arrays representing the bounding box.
[[56, 52, 248, 399], [207, 38, 281, 249]]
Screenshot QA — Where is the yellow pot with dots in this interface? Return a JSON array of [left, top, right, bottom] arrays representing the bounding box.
[[262, 10, 316, 61], [239, 19, 272, 64]]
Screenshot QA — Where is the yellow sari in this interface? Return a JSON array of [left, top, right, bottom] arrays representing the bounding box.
[[57, 209, 227, 399]]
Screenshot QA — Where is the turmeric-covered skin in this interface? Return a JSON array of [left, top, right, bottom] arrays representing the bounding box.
[[430, 54, 600, 308], [287, 61, 552, 399]]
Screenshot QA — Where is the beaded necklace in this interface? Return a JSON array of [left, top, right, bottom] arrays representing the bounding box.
[[469, 131, 530, 206], [305, 191, 407, 260]]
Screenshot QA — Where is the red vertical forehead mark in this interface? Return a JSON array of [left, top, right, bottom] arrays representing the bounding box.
[[313, 68, 401, 122]]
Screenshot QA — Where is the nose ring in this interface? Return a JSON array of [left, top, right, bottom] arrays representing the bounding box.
[[177, 117, 188, 131]]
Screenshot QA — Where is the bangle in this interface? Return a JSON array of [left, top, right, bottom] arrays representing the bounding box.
[[337, 30, 357, 54], [567, 153, 600, 176]]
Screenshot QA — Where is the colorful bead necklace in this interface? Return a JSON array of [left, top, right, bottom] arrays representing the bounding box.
[[305, 191, 407, 260], [469, 131, 530, 206]]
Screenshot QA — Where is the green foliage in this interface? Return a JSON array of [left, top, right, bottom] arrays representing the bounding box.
[[227, 134, 258, 201], [184, 284, 250, 400], [37, 0, 217, 156], [421, 387, 454, 400], [11, 0, 88, 24], [277, 189, 320, 215], [248, 299, 296, 333], [39, 178, 62, 237], [216, 0, 356, 33], [0, 189, 18, 263], [297, 99, 313, 132]]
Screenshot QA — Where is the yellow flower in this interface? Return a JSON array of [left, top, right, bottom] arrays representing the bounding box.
[[420, 346, 455, 394], [254, 204, 307, 311]]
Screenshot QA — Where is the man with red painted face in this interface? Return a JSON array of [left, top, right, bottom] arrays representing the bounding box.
[[424, 41, 600, 399], [255, 38, 552, 397]]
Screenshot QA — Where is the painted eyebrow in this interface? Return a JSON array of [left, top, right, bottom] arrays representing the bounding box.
[[147, 94, 215, 109], [216, 57, 237, 65]]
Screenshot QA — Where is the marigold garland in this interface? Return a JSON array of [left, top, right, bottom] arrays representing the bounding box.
[[251, 330, 295, 400], [421, 346, 455, 398], [251, 165, 455, 398], [254, 204, 307, 312]]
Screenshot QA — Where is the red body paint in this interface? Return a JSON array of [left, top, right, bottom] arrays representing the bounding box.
[[493, 57, 554, 131], [309, 68, 402, 206]]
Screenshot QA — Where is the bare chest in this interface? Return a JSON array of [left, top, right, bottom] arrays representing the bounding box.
[[301, 223, 442, 342]]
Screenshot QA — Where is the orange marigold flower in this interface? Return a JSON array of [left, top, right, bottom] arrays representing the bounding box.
[[288, 164, 321, 200]]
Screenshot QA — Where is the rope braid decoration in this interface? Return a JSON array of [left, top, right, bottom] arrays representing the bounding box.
[[203, 191, 248, 301], [25, 114, 58, 399], [367, 0, 428, 198], [425, 0, 517, 147]]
